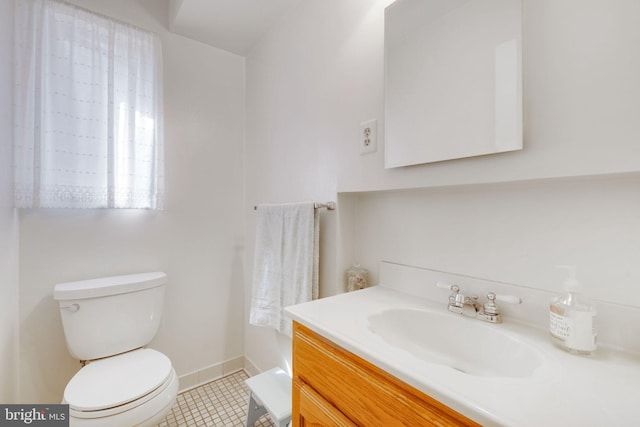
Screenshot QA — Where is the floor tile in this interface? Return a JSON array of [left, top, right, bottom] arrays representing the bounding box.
[[158, 371, 275, 427]]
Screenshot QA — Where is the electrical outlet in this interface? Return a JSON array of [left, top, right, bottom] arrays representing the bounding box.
[[360, 119, 377, 155]]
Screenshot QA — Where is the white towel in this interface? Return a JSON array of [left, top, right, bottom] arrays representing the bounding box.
[[250, 202, 319, 337]]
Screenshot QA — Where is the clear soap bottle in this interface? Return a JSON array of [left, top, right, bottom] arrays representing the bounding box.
[[549, 266, 597, 354]]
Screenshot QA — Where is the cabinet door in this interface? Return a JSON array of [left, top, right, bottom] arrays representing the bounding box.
[[293, 322, 480, 426], [297, 381, 357, 427]]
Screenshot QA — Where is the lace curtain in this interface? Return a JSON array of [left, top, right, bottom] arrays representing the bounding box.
[[13, 0, 164, 209]]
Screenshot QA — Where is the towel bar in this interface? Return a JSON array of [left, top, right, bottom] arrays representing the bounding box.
[[253, 201, 336, 211]]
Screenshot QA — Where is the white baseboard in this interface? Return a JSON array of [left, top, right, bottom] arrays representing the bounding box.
[[178, 356, 244, 393], [242, 356, 261, 377]]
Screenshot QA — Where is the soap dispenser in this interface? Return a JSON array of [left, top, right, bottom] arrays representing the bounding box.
[[549, 266, 597, 354]]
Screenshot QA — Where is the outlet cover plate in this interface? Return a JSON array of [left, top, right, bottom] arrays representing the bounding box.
[[360, 119, 377, 155]]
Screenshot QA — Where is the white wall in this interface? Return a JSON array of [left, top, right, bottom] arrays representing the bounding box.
[[338, 0, 640, 192], [355, 176, 640, 306], [244, 0, 371, 373], [0, 0, 19, 404], [17, 0, 246, 402], [245, 0, 640, 372]]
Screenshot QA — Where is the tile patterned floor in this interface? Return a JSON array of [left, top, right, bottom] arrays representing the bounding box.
[[158, 370, 275, 427]]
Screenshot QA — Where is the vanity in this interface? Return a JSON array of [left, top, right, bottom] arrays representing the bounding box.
[[285, 262, 640, 426]]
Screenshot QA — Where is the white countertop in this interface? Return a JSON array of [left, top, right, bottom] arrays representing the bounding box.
[[285, 285, 640, 427]]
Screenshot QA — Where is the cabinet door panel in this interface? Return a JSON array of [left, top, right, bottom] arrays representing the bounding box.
[[292, 322, 479, 427], [298, 381, 357, 427]]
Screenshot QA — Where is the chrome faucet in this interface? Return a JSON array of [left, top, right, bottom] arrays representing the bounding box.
[[436, 282, 522, 323], [446, 285, 481, 317]]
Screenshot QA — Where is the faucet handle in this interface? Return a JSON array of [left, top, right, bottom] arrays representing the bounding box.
[[484, 292, 499, 315], [483, 292, 522, 316], [437, 282, 465, 307]]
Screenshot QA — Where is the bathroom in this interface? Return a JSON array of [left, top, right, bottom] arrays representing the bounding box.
[[1, 0, 640, 424]]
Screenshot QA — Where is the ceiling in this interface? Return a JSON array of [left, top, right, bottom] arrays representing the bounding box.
[[169, 0, 300, 56]]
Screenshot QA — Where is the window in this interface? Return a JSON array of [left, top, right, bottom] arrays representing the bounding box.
[[13, 0, 164, 209]]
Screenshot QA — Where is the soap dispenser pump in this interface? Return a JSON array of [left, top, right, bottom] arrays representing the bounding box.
[[549, 266, 597, 354]]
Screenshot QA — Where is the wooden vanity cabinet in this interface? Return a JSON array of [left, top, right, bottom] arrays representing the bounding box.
[[292, 322, 480, 427]]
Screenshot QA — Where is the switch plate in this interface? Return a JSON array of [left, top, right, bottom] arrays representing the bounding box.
[[360, 119, 377, 155]]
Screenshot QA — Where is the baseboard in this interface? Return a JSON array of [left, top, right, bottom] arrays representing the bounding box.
[[178, 356, 244, 393], [242, 356, 261, 377]]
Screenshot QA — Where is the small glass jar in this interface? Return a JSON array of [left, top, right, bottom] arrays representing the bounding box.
[[346, 264, 368, 292]]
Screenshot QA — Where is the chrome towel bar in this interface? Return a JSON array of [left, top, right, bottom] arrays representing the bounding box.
[[253, 201, 336, 211]]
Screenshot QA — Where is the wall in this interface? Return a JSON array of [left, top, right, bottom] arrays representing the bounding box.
[[339, 0, 640, 192], [244, 0, 375, 373], [355, 175, 640, 306], [245, 0, 640, 371], [17, 0, 245, 402], [0, 0, 19, 404]]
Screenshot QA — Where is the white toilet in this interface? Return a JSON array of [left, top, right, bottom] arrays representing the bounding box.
[[54, 272, 178, 427]]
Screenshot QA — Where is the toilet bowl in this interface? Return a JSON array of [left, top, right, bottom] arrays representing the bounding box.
[[63, 349, 178, 427], [54, 272, 178, 426]]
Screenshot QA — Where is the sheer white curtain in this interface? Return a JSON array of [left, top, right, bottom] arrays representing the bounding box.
[[13, 0, 164, 209]]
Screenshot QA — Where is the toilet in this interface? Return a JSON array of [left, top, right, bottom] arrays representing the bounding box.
[[54, 272, 178, 427]]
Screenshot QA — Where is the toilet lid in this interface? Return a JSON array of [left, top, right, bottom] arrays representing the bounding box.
[[64, 348, 172, 411]]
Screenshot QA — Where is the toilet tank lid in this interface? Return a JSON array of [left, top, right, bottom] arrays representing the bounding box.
[[54, 272, 167, 301]]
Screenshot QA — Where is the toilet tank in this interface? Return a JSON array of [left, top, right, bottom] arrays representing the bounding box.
[[54, 272, 167, 361]]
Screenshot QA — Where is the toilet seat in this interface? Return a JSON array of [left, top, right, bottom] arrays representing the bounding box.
[[65, 348, 173, 418]]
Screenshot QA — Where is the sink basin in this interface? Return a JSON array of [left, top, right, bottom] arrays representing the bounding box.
[[368, 308, 542, 378]]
